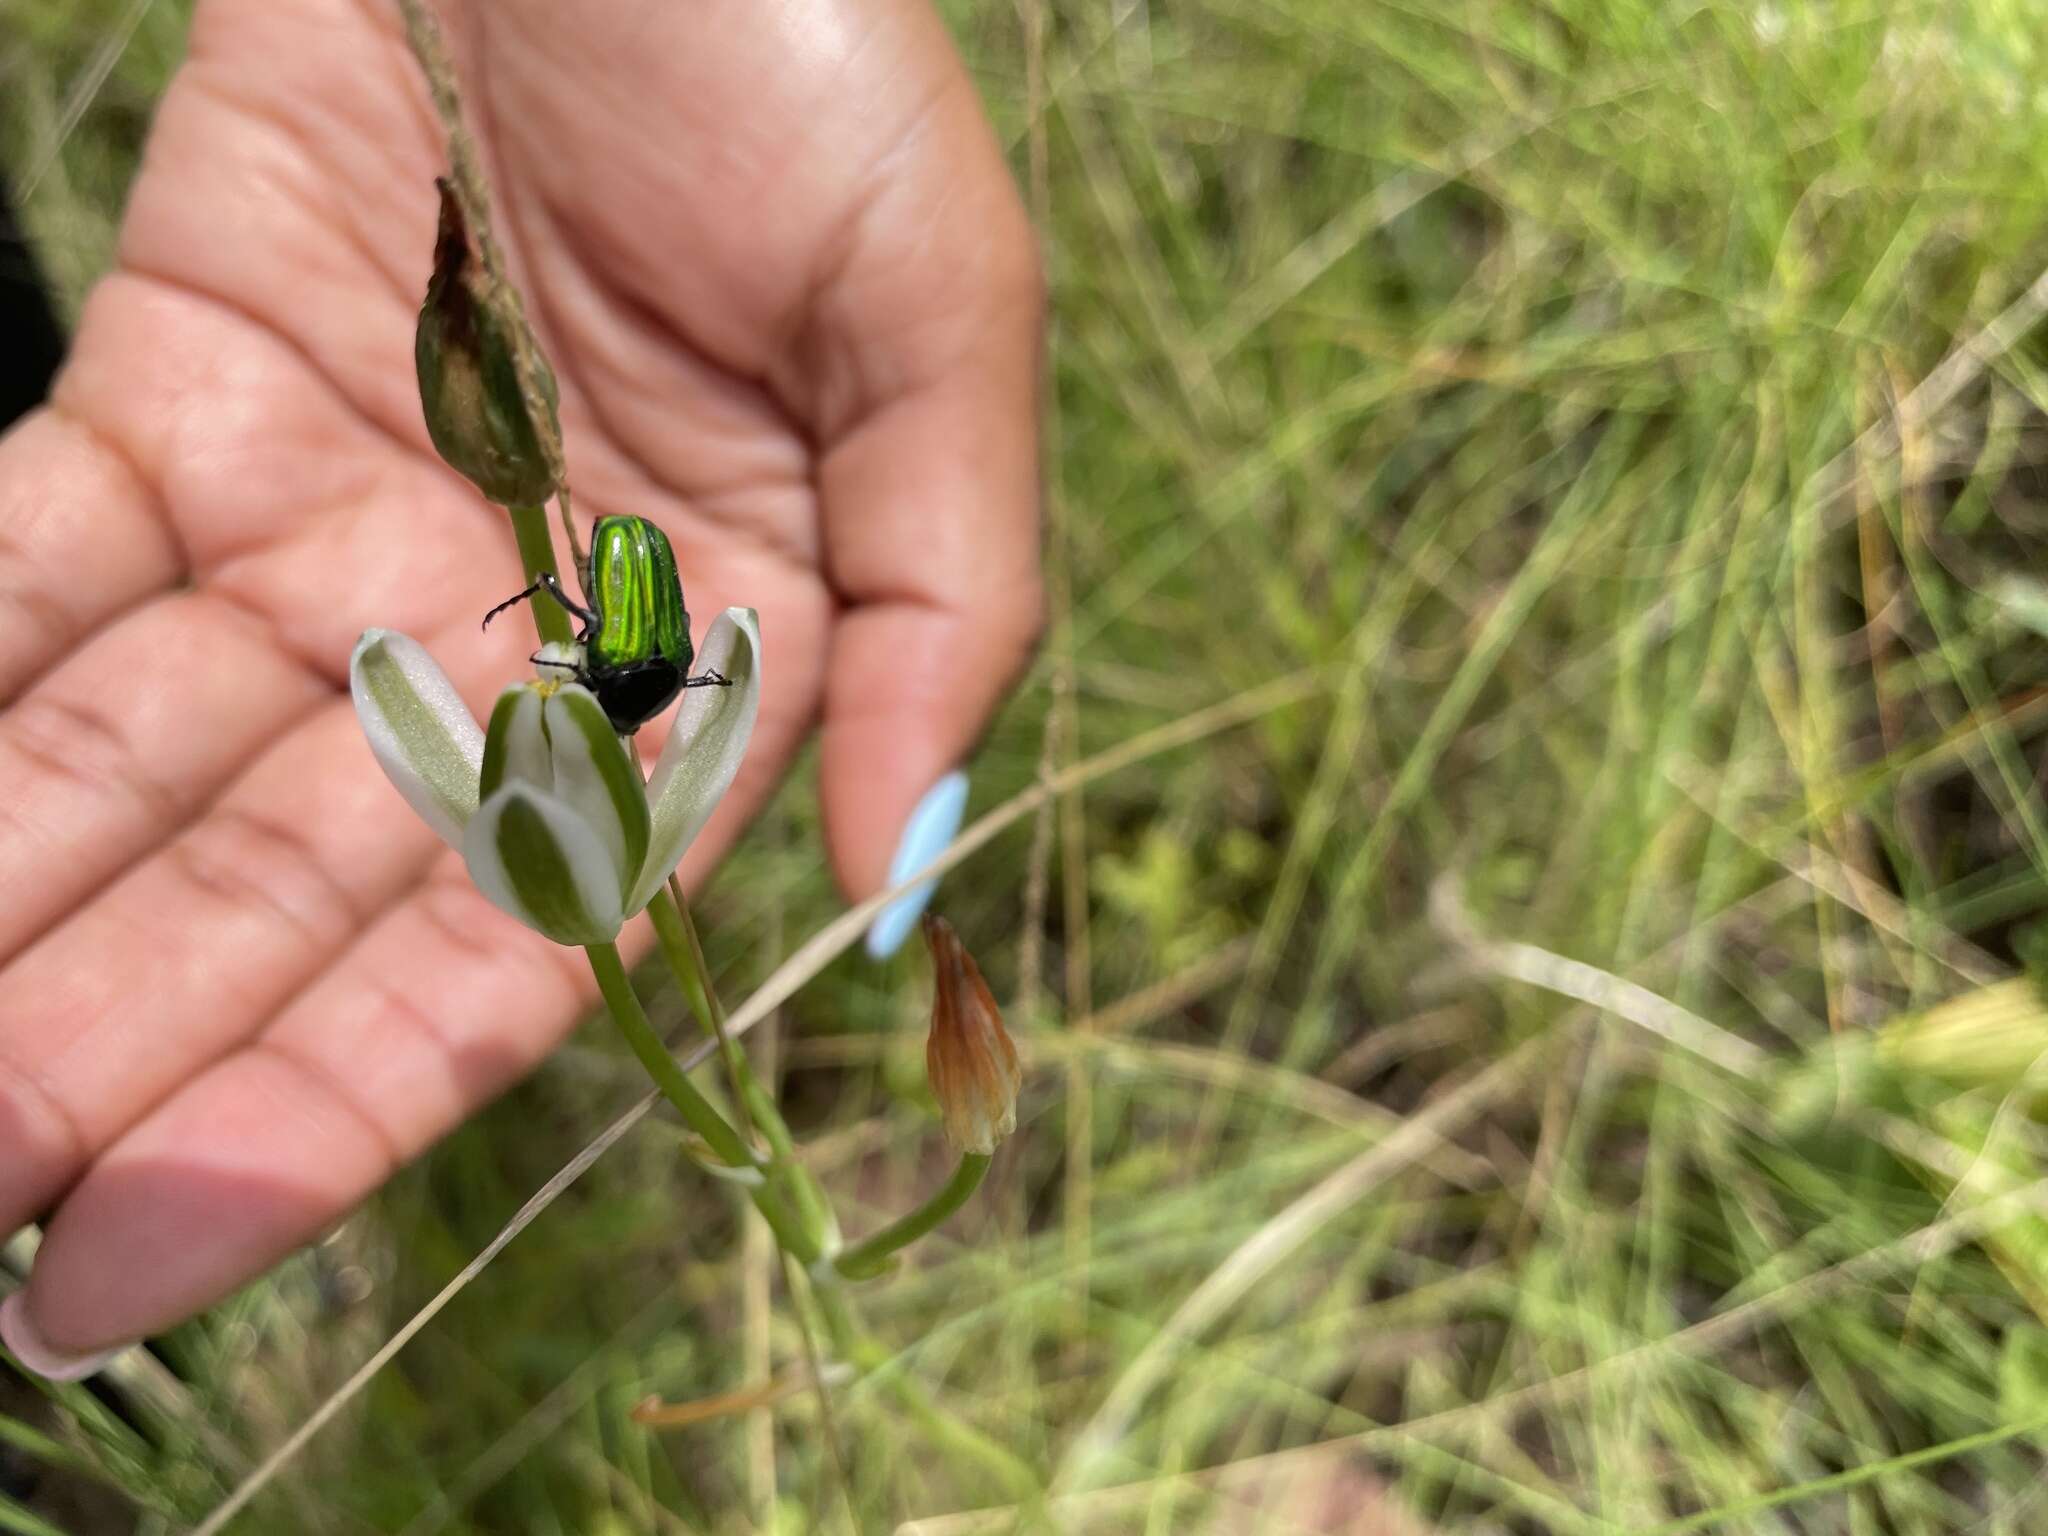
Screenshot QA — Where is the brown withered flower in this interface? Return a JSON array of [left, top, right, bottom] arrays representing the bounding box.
[[923, 913, 1022, 1156]]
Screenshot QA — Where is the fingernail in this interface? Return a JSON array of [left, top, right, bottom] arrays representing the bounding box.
[[866, 771, 969, 961], [1, 1292, 126, 1381]]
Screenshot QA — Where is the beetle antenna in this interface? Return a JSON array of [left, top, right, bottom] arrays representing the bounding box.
[[482, 571, 601, 635], [682, 669, 733, 689], [481, 578, 547, 631]]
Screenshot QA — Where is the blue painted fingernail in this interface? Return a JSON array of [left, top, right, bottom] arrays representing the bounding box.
[[866, 771, 970, 960]]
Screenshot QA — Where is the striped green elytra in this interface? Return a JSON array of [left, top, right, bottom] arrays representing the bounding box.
[[587, 516, 691, 677], [480, 515, 730, 733]]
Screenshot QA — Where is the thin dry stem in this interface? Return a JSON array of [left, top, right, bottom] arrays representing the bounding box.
[[1055, 1036, 1545, 1490], [391, 0, 582, 568], [910, 1163, 2048, 1535], [742, 939, 781, 1524]]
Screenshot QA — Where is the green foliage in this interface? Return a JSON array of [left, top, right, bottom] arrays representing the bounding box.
[[0, 0, 194, 315], [1093, 826, 1240, 972], [1999, 1327, 2048, 1421]]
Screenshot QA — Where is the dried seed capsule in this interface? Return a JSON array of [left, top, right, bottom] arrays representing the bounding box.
[[923, 914, 1021, 1155], [415, 178, 560, 506]]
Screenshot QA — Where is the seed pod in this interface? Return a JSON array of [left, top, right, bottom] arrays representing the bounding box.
[[923, 914, 1021, 1155], [415, 179, 560, 505]]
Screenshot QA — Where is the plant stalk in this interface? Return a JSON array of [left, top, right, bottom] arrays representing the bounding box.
[[639, 896, 1029, 1496], [649, 882, 836, 1248], [831, 1154, 991, 1281], [641, 886, 855, 1499], [810, 1282, 1038, 1499], [507, 503, 574, 648], [583, 941, 816, 1259]]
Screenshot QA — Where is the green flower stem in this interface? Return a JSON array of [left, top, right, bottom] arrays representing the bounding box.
[[810, 1283, 1039, 1499], [586, 941, 749, 1165], [636, 901, 1026, 1497], [634, 900, 1029, 1492], [831, 1154, 992, 1281], [583, 941, 816, 1260], [508, 502, 575, 648], [646, 884, 836, 1252], [646, 889, 749, 1116]]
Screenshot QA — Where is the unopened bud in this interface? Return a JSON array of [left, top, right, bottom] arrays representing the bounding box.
[[415, 178, 560, 505], [923, 913, 1021, 1155]]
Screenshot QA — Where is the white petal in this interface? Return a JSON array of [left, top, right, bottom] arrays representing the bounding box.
[[462, 784, 624, 946], [631, 608, 761, 910], [350, 629, 483, 848], [543, 685, 651, 905]]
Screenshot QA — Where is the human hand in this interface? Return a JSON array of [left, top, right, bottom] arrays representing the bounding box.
[[0, 0, 1041, 1372]]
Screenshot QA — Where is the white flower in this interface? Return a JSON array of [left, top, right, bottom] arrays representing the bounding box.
[[350, 609, 760, 945]]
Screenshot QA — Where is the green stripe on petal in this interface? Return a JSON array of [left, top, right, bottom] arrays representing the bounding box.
[[350, 630, 484, 847], [544, 685, 652, 908], [480, 684, 549, 802], [630, 607, 761, 911], [462, 784, 624, 945]]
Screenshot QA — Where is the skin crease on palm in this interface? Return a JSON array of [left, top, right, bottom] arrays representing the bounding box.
[[0, 0, 1043, 1360]]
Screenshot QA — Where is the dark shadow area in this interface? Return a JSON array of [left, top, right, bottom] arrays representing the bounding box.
[[0, 178, 65, 429]]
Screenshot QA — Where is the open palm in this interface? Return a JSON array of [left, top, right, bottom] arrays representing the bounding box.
[[0, 0, 1041, 1366]]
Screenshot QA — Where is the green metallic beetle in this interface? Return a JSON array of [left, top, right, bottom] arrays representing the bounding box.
[[482, 515, 729, 734]]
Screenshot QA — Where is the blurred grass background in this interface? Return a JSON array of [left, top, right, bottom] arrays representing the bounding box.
[[12, 0, 2048, 1531]]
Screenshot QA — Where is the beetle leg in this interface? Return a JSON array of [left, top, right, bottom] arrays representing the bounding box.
[[682, 669, 733, 689], [537, 571, 602, 634]]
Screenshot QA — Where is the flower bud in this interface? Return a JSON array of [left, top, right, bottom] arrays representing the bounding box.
[[475, 681, 651, 910], [461, 681, 651, 945], [415, 178, 560, 506], [923, 914, 1021, 1155]]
